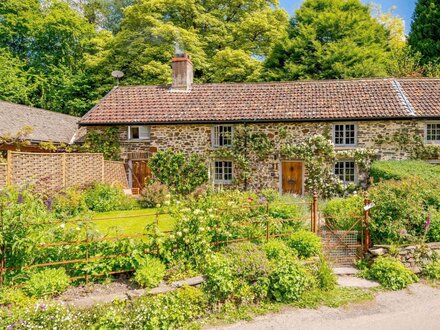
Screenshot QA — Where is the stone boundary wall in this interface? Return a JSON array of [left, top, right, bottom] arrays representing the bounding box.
[[369, 243, 440, 273], [2, 152, 127, 191], [0, 163, 6, 189], [104, 160, 129, 189]]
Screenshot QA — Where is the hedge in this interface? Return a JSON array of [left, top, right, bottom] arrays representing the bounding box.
[[370, 160, 440, 184]]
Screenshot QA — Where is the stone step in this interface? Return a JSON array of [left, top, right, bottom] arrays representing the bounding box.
[[333, 267, 359, 276], [337, 276, 380, 289]]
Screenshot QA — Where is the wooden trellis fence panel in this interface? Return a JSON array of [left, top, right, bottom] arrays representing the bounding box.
[[0, 151, 128, 191]]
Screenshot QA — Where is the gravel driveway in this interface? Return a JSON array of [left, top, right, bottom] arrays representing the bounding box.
[[215, 283, 440, 330]]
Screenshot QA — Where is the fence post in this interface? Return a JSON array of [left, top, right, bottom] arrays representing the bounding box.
[[363, 192, 371, 254], [266, 202, 270, 242], [0, 200, 5, 285], [6, 150, 12, 185], [155, 209, 159, 226], [85, 221, 89, 285], [62, 153, 67, 188], [311, 192, 318, 233]]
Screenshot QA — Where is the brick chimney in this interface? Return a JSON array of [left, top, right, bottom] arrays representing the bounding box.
[[171, 53, 193, 91]]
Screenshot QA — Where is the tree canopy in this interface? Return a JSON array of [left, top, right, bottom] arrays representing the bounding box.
[[0, 0, 438, 117], [264, 0, 394, 80], [408, 0, 440, 64]]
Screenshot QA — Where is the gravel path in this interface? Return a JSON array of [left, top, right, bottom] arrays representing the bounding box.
[[215, 283, 440, 330]]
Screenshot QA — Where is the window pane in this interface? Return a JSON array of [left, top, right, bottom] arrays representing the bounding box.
[[427, 124, 440, 141], [131, 127, 139, 139]]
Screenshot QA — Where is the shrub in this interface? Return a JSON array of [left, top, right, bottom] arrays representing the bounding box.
[[84, 183, 138, 212], [365, 256, 418, 290], [268, 256, 314, 302], [288, 230, 323, 258], [149, 150, 208, 195], [423, 261, 440, 281], [262, 239, 296, 260], [127, 286, 207, 329], [203, 254, 236, 302], [222, 242, 271, 282], [428, 210, 440, 242], [24, 268, 70, 298], [316, 255, 337, 290], [368, 179, 432, 244], [133, 256, 166, 288], [370, 160, 440, 184], [52, 187, 87, 218], [139, 181, 169, 208], [322, 195, 363, 230]]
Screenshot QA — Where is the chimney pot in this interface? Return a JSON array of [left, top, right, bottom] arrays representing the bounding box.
[[171, 53, 193, 91]]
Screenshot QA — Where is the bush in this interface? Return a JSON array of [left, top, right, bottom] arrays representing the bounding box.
[[316, 255, 337, 290], [268, 256, 314, 302], [428, 210, 440, 242], [368, 179, 433, 244], [288, 230, 323, 258], [24, 268, 70, 298], [322, 195, 363, 230], [139, 181, 169, 208], [222, 242, 271, 282], [133, 255, 166, 288], [149, 150, 208, 195], [84, 183, 139, 212], [423, 261, 440, 281], [203, 254, 236, 302], [365, 256, 418, 290], [262, 239, 296, 260], [370, 160, 440, 184], [52, 187, 88, 218]]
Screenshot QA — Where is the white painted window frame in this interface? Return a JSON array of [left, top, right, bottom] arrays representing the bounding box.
[[128, 126, 150, 141], [425, 122, 440, 144], [332, 123, 358, 147], [334, 159, 358, 184], [211, 125, 234, 148], [212, 160, 234, 184]]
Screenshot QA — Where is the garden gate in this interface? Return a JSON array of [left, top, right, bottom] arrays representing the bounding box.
[[319, 194, 372, 266]]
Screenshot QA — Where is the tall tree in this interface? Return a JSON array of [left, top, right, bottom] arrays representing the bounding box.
[[264, 0, 393, 80], [100, 0, 288, 84], [408, 0, 440, 64], [0, 0, 109, 115]]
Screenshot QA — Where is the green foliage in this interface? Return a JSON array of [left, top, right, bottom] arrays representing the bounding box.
[[368, 178, 440, 244], [322, 195, 364, 230], [288, 230, 323, 258], [80, 127, 122, 160], [84, 183, 139, 212], [428, 211, 440, 242], [365, 256, 418, 290], [139, 181, 170, 208], [262, 239, 296, 260], [423, 261, 440, 281], [133, 255, 166, 289], [294, 287, 375, 309], [52, 187, 88, 218], [268, 256, 314, 302], [203, 253, 237, 302], [408, 0, 440, 64], [265, 0, 393, 80], [149, 150, 208, 195], [370, 160, 440, 184], [24, 268, 70, 298], [316, 255, 337, 290]]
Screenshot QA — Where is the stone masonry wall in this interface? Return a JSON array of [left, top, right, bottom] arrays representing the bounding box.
[[369, 243, 440, 274], [86, 120, 434, 191]]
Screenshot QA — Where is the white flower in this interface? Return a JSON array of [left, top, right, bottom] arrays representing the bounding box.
[[177, 231, 182, 237], [60, 223, 65, 228]]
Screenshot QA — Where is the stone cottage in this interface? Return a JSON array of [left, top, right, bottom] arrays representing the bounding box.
[[79, 54, 440, 194]]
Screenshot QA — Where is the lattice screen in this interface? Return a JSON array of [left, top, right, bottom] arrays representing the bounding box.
[[0, 164, 6, 189], [104, 161, 129, 188]]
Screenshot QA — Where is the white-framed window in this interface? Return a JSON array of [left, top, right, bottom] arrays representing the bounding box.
[[128, 126, 150, 140], [213, 160, 233, 184], [333, 123, 357, 146], [211, 125, 233, 148], [334, 160, 357, 184], [425, 123, 440, 143]]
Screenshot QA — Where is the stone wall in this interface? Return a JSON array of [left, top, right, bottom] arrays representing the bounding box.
[[369, 243, 440, 274], [86, 120, 435, 191]]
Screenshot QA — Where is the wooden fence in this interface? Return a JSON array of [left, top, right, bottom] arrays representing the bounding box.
[[0, 151, 128, 191]]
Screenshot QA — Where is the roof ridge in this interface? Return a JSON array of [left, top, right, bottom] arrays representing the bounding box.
[[391, 79, 417, 117]]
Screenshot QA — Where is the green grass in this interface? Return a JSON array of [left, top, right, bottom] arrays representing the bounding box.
[[92, 208, 175, 236]]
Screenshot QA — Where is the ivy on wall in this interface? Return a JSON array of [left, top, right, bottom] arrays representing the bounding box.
[[374, 130, 440, 160]]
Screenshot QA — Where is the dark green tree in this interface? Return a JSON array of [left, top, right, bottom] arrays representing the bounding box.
[[408, 0, 440, 64], [264, 0, 393, 80]]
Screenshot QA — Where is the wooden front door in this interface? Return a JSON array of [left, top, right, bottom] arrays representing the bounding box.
[[282, 161, 303, 195], [131, 160, 151, 194]]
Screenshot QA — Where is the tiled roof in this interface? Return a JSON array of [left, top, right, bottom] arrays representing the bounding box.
[[0, 101, 80, 144], [79, 78, 440, 125]]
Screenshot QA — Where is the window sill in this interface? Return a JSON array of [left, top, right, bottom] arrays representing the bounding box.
[[334, 145, 358, 150], [125, 139, 151, 142], [213, 181, 233, 185]]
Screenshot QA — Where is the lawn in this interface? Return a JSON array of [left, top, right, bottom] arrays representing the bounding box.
[[92, 208, 175, 236]]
